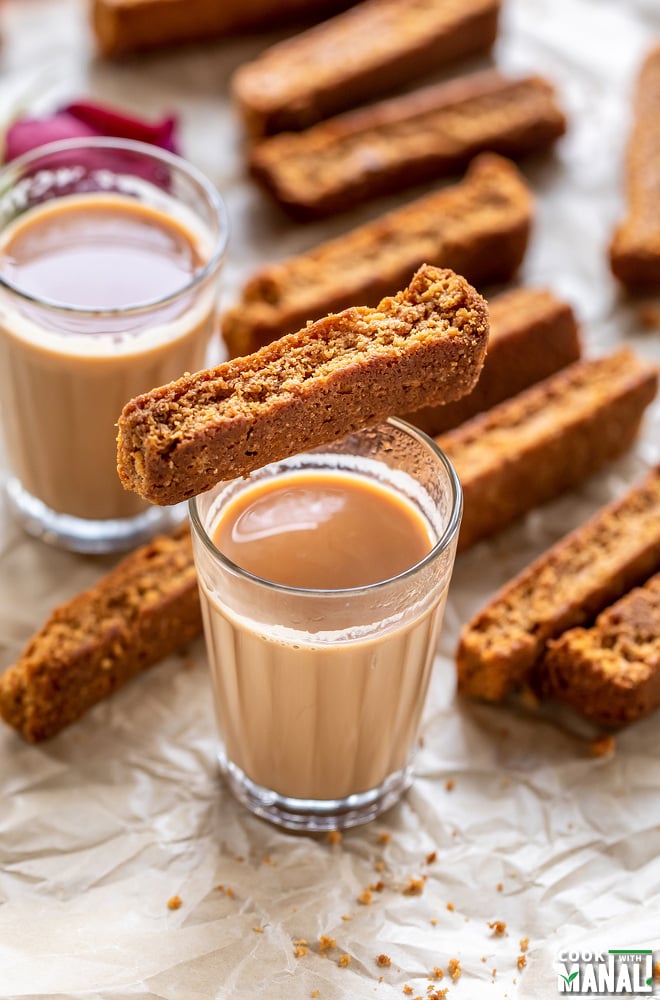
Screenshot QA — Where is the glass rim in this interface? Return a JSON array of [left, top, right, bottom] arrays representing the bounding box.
[[188, 417, 463, 599], [0, 136, 229, 318]]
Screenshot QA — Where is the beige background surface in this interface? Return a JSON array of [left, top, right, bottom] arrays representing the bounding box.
[[1, 1, 660, 998]]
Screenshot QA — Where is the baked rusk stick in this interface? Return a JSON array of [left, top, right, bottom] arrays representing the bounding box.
[[457, 466, 660, 702], [539, 572, 660, 727], [440, 350, 657, 553], [407, 287, 581, 437], [92, 0, 358, 58], [232, 0, 501, 136], [610, 45, 660, 289], [222, 154, 531, 358], [117, 265, 489, 506], [249, 71, 565, 219], [0, 525, 201, 743]]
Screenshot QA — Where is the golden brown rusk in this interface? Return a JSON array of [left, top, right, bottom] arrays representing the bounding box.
[[222, 154, 531, 358], [439, 349, 657, 552], [117, 265, 489, 505], [249, 71, 565, 219], [539, 572, 660, 727], [610, 44, 660, 289], [457, 467, 660, 702], [0, 525, 200, 742], [232, 0, 501, 136]]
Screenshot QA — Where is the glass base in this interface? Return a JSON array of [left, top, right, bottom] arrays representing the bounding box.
[[219, 751, 413, 832], [6, 477, 187, 554]]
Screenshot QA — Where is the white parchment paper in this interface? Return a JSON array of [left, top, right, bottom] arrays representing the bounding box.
[[1, 1, 660, 998]]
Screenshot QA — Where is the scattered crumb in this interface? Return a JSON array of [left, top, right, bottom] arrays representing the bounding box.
[[445, 779, 455, 792], [312, 991, 320, 998], [488, 921, 507, 936], [341, 914, 352, 922], [378, 833, 391, 844], [430, 918, 438, 926], [430, 990, 448, 999], [319, 935, 336, 951], [517, 955, 527, 972], [446, 902, 455, 912], [216, 884, 223, 891], [448, 958, 461, 982], [496, 883, 503, 892], [431, 966, 444, 980], [452, 830, 458, 838], [481, 957, 487, 963], [403, 877, 425, 896], [262, 854, 273, 865], [426, 851, 437, 864], [591, 735, 616, 757], [234, 855, 245, 863], [294, 939, 309, 958], [339, 954, 351, 967], [225, 887, 235, 899], [167, 895, 182, 911], [520, 684, 540, 709], [375, 860, 386, 872], [403, 987, 414, 996], [520, 937, 529, 953], [376, 954, 392, 968], [639, 304, 660, 329], [492, 969, 497, 977], [327, 830, 342, 845], [252, 926, 264, 933], [358, 889, 373, 905]]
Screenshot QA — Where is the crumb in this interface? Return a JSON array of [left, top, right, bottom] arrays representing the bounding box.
[[520, 937, 529, 953], [319, 935, 336, 951], [430, 918, 438, 926], [339, 954, 351, 967], [167, 895, 182, 910], [430, 991, 448, 999], [234, 855, 244, 862], [253, 926, 264, 933], [492, 969, 497, 977], [403, 987, 414, 996], [292, 907, 298, 912], [358, 889, 373, 905], [520, 684, 540, 709], [215, 884, 223, 892], [327, 830, 342, 845], [312, 991, 320, 998], [294, 939, 309, 958], [567, 822, 574, 830], [445, 779, 455, 791], [451, 830, 458, 838], [403, 877, 424, 896], [378, 833, 391, 844], [481, 957, 487, 963], [225, 887, 235, 899], [341, 914, 352, 921], [497, 883, 503, 892], [639, 304, 660, 329], [262, 854, 273, 865], [376, 954, 392, 968], [432, 967, 444, 980], [517, 955, 527, 971], [369, 881, 385, 893], [375, 860, 386, 872], [488, 920, 507, 936], [591, 735, 616, 757], [426, 851, 437, 864], [448, 958, 461, 981], [446, 902, 455, 911]]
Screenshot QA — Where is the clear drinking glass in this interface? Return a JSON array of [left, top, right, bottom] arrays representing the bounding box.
[[189, 418, 462, 831], [0, 137, 228, 553]]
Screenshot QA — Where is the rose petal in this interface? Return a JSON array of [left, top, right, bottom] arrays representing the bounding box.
[[4, 113, 97, 162]]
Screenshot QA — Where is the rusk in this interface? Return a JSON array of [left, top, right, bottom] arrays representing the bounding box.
[[440, 349, 657, 552], [610, 45, 660, 288], [457, 467, 660, 701], [540, 573, 660, 727], [117, 265, 489, 505], [250, 71, 565, 219], [0, 525, 201, 742], [222, 154, 531, 358], [408, 287, 580, 436], [232, 0, 501, 136]]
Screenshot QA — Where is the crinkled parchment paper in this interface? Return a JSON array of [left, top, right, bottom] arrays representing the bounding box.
[[1, 1, 660, 997]]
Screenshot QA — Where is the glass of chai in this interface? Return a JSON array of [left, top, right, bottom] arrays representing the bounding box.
[[190, 418, 462, 831], [0, 137, 228, 553]]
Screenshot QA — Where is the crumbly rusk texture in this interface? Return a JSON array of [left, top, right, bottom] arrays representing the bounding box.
[[408, 287, 580, 436], [539, 572, 660, 727], [92, 0, 357, 58], [610, 45, 660, 289], [439, 349, 658, 553], [232, 0, 501, 137], [457, 466, 660, 702], [249, 71, 565, 219], [117, 265, 489, 506], [222, 155, 531, 358], [0, 525, 201, 743]]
